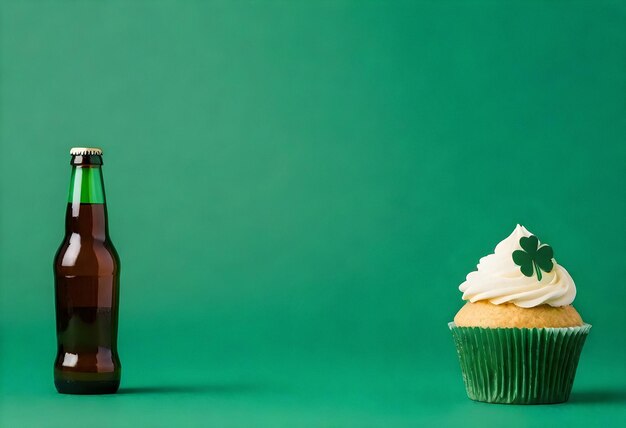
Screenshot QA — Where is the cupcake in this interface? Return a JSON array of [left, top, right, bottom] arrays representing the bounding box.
[[449, 225, 591, 404]]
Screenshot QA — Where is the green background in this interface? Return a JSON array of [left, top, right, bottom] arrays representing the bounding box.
[[1, 0, 625, 426]]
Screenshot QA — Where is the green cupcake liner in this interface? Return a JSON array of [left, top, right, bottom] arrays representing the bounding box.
[[449, 322, 591, 404]]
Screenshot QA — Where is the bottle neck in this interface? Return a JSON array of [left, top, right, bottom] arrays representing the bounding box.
[[66, 164, 108, 239], [68, 165, 106, 204]]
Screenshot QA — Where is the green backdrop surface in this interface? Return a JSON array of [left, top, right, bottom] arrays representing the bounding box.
[[1, 1, 625, 426]]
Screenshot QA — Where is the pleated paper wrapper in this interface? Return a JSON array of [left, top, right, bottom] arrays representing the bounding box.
[[449, 322, 591, 404]]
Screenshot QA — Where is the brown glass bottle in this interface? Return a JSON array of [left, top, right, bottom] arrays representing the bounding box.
[[53, 148, 121, 394]]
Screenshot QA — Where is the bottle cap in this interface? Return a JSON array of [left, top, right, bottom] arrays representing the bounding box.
[[70, 147, 103, 156]]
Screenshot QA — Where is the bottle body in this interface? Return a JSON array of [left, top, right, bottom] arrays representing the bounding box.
[[53, 150, 121, 394]]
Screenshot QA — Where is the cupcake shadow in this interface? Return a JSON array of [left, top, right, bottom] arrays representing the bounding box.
[[569, 388, 626, 405]]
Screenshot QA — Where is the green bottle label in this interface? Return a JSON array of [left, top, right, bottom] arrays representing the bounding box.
[[67, 166, 106, 204]]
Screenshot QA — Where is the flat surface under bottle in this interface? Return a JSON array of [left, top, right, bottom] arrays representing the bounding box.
[[2, 326, 624, 427]]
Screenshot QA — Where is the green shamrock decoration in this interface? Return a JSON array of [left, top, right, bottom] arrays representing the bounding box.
[[512, 235, 554, 281]]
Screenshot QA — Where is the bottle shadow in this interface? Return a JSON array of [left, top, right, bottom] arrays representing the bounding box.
[[118, 382, 271, 396], [569, 388, 626, 404]]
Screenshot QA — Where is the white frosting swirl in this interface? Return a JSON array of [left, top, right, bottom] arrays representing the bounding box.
[[459, 225, 576, 308]]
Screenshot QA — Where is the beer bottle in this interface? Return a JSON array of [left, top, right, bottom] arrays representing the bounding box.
[[53, 147, 121, 394]]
